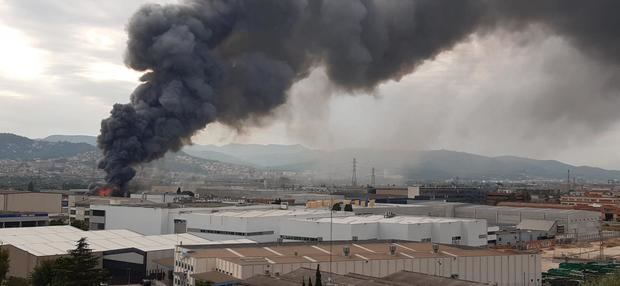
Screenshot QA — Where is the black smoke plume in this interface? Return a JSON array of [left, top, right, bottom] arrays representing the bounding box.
[[98, 0, 620, 195]]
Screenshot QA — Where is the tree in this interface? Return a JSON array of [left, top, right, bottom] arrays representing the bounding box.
[[6, 277, 29, 286], [0, 247, 9, 283], [52, 238, 109, 286], [70, 220, 89, 231], [195, 280, 213, 286], [344, 204, 353, 212], [30, 259, 56, 286], [49, 220, 65, 226], [331, 203, 341, 211], [307, 277, 313, 286], [315, 264, 322, 286], [27, 181, 34, 192], [584, 270, 620, 286]]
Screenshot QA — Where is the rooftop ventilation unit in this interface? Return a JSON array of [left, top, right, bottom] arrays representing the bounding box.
[[343, 246, 350, 257], [384, 211, 396, 218], [389, 244, 397, 256], [432, 244, 439, 253]]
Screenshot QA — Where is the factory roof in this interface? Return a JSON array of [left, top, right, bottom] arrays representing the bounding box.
[[192, 208, 334, 218], [516, 219, 557, 231], [0, 225, 253, 256], [245, 268, 487, 286], [297, 215, 482, 225], [455, 204, 600, 216], [191, 271, 239, 284], [181, 240, 524, 266]]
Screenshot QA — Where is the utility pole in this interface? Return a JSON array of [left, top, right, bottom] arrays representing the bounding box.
[[352, 158, 357, 187], [371, 167, 376, 186], [600, 229, 604, 261]]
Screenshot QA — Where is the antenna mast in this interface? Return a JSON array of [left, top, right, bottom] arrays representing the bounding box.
[[371, 167, 376, 186], [352, 158, 357, 187]]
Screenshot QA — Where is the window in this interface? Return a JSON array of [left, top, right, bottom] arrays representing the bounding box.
[[70, 210, 76, 215], [195, 229, 274, 236], [91, 210, 105, 216], [84, 210, 90, 216], [479, 234, 487, 239], [90, 223, 105, 230], [279, 235, 320, 242], [421, 238, 431, 242]]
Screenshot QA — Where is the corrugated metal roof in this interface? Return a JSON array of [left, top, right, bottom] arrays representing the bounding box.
[[0, 225, 253, 256], [200, 208, 333, 218], [516, 219, 557, 231], [298, 215, 481, 225]]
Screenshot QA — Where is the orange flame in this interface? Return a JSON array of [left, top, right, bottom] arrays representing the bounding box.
[[97, 187, 114, 197]]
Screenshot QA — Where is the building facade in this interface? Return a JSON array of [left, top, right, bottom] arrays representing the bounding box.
[[174, 241, 542, 286]]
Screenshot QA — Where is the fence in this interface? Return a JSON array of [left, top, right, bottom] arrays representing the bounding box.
[[556, 231, 620, 244]]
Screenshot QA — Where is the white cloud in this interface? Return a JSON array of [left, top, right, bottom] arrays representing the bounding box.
[[0, 25, 48, 80], [80, 61, 142, 83]]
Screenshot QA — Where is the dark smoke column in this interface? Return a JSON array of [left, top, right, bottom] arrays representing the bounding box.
[[98, 0, 620, 196], [97, 1, 299, 196]]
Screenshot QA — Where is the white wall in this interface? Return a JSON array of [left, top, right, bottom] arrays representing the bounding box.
[[461, 220, 488, 246], [184, 211, 339, 242], [431, 221, 461, 245], [280, 218, 487, 246], [92, 205, 169, 235], [224, 254, 542, 286]]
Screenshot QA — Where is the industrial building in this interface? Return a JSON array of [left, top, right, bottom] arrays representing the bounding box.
[[344, 186, 487, 204], [174, 241, 542, 286], [130, 192, 192, 203], [355, 202, 601, 237], [279, 215, 488, 246], [88, 202, 271, 234], [0, 225, 253, 284], [0, 212, 49, 228], [182, 209, 348, 242], [89, 204, 344, 241], [454, 204, 601, 236], [0, 191, 68, 217], [241, 267, 487, 286], [89, 200, 600, 248], [91, 204, 488, 246]]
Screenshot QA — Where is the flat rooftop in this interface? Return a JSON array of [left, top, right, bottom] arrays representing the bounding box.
[[297, 214, 482, 224], [0, 225, 253, 256], [455, 204, 600, 216], [89, 201, 243, 209], [193, 208, 335, 218], [242, 267, 487, 286], [181, 240, 523, 266]]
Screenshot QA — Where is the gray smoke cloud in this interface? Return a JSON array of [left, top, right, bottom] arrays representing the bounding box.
[[98, 0, 620, 195]]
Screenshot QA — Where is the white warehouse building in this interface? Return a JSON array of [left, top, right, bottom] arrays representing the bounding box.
[[280, 215, 488, 247], [183, 209, 349, 242]]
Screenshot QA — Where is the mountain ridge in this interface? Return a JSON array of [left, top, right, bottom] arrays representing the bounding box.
[[33, 134, 620, 182], [0, 133, 96, 160]]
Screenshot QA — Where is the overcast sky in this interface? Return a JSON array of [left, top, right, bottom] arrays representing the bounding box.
[[0, 1, 619, 169]]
